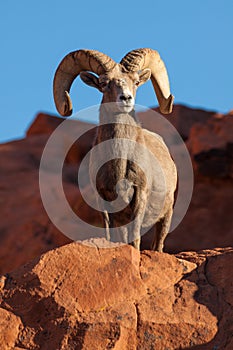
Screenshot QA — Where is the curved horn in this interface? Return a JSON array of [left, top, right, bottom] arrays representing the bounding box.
[[120, 48, 174, 114], [53, 50, 116, 116]]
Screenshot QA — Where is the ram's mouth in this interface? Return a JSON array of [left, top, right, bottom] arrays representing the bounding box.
[[116, 102, 134, 113]]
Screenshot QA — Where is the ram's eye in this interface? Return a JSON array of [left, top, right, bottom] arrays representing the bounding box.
[[135, 81, 140, 86], [100, 81, 109, 89]]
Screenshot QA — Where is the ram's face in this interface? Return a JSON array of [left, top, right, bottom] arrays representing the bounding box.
[[80, 66, 151, 113], [99, 69, 140, 112]]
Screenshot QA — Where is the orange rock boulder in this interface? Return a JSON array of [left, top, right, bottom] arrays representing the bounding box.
[[0, 242, 233, 349]]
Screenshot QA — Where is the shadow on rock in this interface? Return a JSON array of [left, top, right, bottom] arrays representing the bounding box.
[[178, 249, 233, 350]]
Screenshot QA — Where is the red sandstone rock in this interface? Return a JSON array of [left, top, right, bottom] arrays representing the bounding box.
[[26, 112, 96, 164], [188, 113, 233, 178], [26, 112, 64, 136], [0, 307, 23, 350], [140, 104, 216, 140], [189, 113, 233, 155], [1, 243, 233, 349], [0, 135, 70, 274]]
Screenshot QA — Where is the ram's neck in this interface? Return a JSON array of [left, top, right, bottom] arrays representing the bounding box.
[[99, 103, 139, 124], [97, 104, 140, 142]]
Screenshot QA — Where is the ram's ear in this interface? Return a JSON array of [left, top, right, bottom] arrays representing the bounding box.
[[80, 72, 100, 90], [138, 68, 151, 86]]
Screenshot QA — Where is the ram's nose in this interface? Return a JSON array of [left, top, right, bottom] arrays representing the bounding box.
[[119, 94, 133, 102]]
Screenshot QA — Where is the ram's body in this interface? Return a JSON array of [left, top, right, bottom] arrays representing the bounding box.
[[90, 109, 177, 250], [53, 48, 177, 251]]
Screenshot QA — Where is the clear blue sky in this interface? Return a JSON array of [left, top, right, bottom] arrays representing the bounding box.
[[1, 1, 233, 142]]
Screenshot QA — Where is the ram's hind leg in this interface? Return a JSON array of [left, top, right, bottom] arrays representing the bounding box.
[[151, 208, 173, 252]]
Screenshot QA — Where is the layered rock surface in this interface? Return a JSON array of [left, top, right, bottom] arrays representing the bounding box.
[[1, 241, 233, 349]]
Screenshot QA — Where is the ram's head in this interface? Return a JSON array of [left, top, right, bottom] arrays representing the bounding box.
[[53, 48, 174, 116]]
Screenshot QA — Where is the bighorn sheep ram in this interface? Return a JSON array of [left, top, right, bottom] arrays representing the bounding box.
[[53, 48, 177, 251]]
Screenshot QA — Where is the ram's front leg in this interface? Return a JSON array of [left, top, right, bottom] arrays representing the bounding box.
[[102, 210, 126, 244], [130, 235, 141, 250], [107, 214, 128, 244], [96, 196, 111, 241], [102, 210, 110, 241], [129, 189, 147, 250]]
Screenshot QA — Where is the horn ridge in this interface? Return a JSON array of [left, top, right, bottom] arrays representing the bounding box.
[[120, 48, 174, 114], [120, 48, 149, 72], [53, 49, 116, 116]]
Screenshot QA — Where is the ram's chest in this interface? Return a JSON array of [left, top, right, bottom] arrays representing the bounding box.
[[90, 125, 147, 202], [93, 158, 146, 201]]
